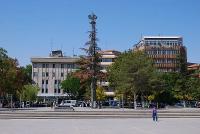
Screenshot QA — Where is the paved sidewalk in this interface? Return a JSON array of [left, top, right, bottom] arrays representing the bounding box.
[[1, 107, 200, 112], [0, 118, 199, 134]]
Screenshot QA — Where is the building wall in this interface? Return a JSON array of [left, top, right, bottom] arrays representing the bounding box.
[[134, 36, 187, 72], [31, 50, 121, 99], [188, 63, 200, 78], [98, 50, 121, 97], [31, 57, 79, 98]]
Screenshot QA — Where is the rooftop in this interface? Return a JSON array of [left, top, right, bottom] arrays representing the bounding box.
[[143, 36, 182, 39], [31, 57, 79, 63]]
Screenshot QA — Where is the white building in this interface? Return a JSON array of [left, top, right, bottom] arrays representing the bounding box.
[[31, 49, 121, 101], [31, 50, 79, 99], [98, 50, 121, 99]]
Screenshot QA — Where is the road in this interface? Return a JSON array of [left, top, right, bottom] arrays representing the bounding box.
[[0, 118, 199, 134]]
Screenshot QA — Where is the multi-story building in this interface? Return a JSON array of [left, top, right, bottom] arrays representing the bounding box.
[[134, 36, 187, 72], [31, 50, 79, 100], [98, 50, 121, 99], [31, 49, 121, 101], [188, 63, 200, 78]]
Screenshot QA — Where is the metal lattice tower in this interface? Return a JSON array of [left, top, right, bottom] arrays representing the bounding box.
[[88, 13, 98, 108]]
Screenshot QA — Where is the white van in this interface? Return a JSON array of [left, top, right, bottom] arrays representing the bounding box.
[[61, 100, 77, 107]]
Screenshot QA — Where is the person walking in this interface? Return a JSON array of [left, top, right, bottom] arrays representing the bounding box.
[[152, 107, 158, 121]]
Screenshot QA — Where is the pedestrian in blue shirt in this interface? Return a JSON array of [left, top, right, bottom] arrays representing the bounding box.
[[152, 107, 158, 121]]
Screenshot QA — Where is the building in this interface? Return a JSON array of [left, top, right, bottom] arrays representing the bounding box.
[[134, 36, 187, 72], [31, 50, 79, 100], [31, 49, 121, 101], [98, 50, 121, 99], [188, 63, 200, 78]]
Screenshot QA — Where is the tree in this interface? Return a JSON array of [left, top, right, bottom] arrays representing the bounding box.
[[0, 48, 33, 106], [73, 13, 105, 108], [61, 76, 80, 99], [0, 48, 18, 97], [177, 47, 187, 76], [108, 50, 156, 109], [160, 71, 200, 107], [96, 86, 106, 108], [20, 64, 32, 84], [21, 84, 39, 102], [156, 72, 179, 105], [185, 76, 200, 101]]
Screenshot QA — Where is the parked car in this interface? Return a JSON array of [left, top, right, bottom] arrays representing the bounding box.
[[77, 101, 87, 107], [59, 100, 77, 107], [196, 102, 200, 108], [174, 102, 184, 107], [26, 101, 30, 107]]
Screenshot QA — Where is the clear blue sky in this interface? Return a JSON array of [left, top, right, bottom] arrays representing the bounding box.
[[0, 0, 200, 66]]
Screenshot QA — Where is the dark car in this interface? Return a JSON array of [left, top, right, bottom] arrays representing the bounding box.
[[77, 101, 87, 107]]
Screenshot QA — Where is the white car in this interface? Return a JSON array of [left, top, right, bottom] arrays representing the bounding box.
[[60, 100, 76, 107]]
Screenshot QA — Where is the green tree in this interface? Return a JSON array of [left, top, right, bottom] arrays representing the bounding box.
[[96, 86, 106, 101], [0, 48, 33, 105], [20, 64, 32, 84], [108, 50, 156, 109], [96, 86, 106, 108], [160, 71, 200, 106], [21, 84, 39, 102], [157, 72, 179, 105], [0, 48, 18, 97], [185, 77, 200, 101], [61, 76, 81, 99]]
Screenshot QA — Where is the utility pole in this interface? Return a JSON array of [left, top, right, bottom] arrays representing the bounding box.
[[88, 13, 98, 108]]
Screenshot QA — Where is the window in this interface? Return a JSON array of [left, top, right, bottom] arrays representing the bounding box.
[[67, 64, 74, 69], [58, 88, 61, 93], [52, 72, 55, 77], [101, 58, 113, 62], [53, 64, 55, 68], [42, 80, 44, 84], [42, 64, 45, 68], [33, 63, 37, 68], [54, 89, 57, 93], [42, 88, 44, 93], [58, 80, 61, 84], [61, 64, 64, 68], [61, 72, 64, 77], [33, 72, 38, 77], [46, 64, 49, 68], [72, 64, 75, 69], [46, 72, 49, 77], [46, 80, 48, 84], [55, 80, 57, 84], [42, 72, 45, 77], [45, 88, 48, 93], [162, 50, 166, 54]]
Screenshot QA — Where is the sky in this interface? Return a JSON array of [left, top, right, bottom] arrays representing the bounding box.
[[0, 0, 200, 66]]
